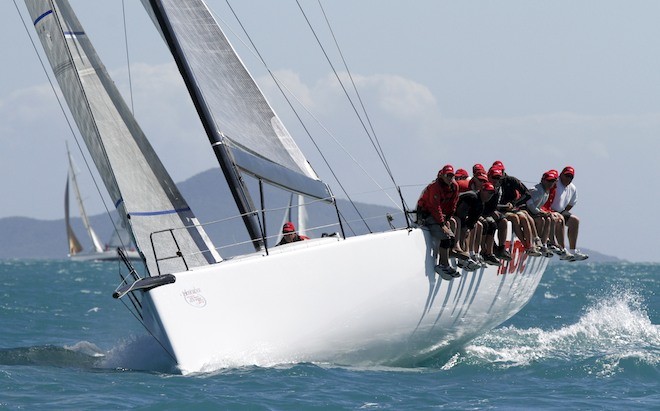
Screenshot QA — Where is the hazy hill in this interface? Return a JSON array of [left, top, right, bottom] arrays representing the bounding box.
[[0, 169, 403, 260]]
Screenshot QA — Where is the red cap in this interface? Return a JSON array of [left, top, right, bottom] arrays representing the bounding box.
[[482, 181, 496, 192], [488, 167, 503, 178], [475, 172, 489, 182], [473, 163, 485, 174], [561, 166, 575, 177], [282, 222, 296, 233], [492, 160, 505, 170], [543, 170, 559, 181], [438, 164, 455, 177], [455, 168, 469, 178]]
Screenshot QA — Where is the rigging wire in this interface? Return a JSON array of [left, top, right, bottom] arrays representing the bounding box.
[[121, 0, 135, 114], [223, 0, 369, 234], [298, 1, 387, 176], [296, 0, 410, 219], [13, 0, 131, 254], [314, 0, 410, 217], [314, 1, 388, 170], [211, 4, 403, 219]]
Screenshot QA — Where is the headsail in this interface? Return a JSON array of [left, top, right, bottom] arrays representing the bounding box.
[[26, 0, 221, 274], [140, 0, 331, 246]]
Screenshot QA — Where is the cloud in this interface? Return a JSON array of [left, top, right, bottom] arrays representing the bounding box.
[[0, 61, 216, 219]]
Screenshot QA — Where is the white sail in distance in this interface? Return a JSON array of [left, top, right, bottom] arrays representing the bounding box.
[[66, 145, 104, 253], [25, 0, 221, 274], [64, 176, 83, 256]]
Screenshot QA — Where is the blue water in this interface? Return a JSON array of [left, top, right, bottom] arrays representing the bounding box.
[[1, 260, 658, 410]]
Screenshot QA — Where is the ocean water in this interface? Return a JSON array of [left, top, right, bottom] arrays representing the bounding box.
[[0, 260, 658, 410]]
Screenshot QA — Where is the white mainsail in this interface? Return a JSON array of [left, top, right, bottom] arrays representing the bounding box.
[[26, 0, 220, 274], [140, 0, 328, 196], [140, 0, 332, 249]]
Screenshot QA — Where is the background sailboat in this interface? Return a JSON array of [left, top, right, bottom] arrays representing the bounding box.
[[65, 144, 140, 262], [25, 0, 548, 374]]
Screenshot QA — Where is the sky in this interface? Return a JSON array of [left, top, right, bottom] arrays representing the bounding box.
[[2, 0, 659, 262]]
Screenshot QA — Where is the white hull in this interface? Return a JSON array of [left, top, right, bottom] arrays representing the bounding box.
[[141, 228, 548, 374], [69, 249, 141, 262]]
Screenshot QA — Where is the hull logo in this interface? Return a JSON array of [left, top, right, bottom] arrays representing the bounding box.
[[182, 288, 206, 308], [498, 240, 528, 275]]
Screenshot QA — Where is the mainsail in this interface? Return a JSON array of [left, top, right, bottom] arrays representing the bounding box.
[[26, 0, 220, 274], [140, 0, 331, 247]]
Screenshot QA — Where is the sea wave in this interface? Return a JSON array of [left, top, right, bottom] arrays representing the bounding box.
[[458, 287, 660, 375], [0, 343, 102, 369], [99, 335, 177, 373]]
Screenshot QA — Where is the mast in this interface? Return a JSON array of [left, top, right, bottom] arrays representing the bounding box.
[[146, 0, 264, 251]]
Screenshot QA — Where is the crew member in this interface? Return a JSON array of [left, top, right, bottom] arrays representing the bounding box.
[[277, 222, 309, 245]]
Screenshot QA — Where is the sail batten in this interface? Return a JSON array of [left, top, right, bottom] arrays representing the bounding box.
[[27, 0, 221, 274]]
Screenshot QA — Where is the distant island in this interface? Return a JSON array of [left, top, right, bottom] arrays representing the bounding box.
[[0, 169, 624, 263]]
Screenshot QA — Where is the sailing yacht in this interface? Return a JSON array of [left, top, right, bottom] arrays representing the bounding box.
[[25, 0, 548, 374], [65, 144, 140, 262]]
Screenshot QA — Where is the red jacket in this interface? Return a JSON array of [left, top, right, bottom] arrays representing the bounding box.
[[417, 179, 459, 224], [457, 179, 471, 193], [541, 186, 556, 213]]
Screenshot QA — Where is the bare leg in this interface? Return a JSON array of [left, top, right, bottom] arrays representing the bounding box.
[[541, 215, 552, 243], [533, 216, 546, 243], [518, 212, 535, 248], [566, 215, 580, 250], [466, 227, 474, 254], [472, 222, 483, 255], [460, 226, 470, 253], [554, 214, 566, 249], [521, 211, 540, 241], [497, 218, 508, 248], [451, 218, 468, 256], [484, 234, 495, 255], [506, 213, 525, 245]]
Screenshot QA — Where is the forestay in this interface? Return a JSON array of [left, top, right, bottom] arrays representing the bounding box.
[[26, 0, 221, 274], [140, 0, 330, 201]]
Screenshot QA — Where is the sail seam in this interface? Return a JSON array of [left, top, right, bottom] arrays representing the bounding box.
[[130, 208, 192, 217]]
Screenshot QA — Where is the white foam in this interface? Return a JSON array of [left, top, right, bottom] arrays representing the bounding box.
[[460, 288, 660, 371], [99, 335, 177, 373], [64, 341, 105, 358]]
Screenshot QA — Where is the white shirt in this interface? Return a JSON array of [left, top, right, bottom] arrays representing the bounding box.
[[526, 182, 549, 214], [551, 180, 578, 212]]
